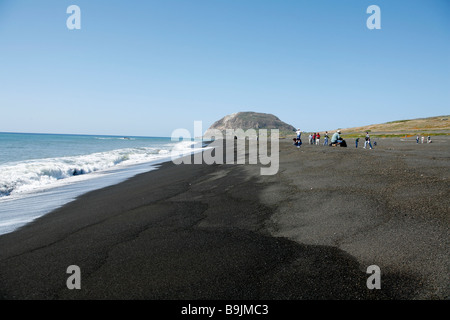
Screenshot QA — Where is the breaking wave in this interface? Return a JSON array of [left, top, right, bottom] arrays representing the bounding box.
[[0, 141, 198, 198]]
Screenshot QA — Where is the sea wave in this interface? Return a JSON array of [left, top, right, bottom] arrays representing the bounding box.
[[95, 137, 136, 140], [0, 141, 198, 198]]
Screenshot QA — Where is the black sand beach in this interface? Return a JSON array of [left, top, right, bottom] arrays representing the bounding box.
[[0, 137, 448, 300]]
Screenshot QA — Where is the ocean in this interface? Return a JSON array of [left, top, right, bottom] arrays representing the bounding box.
[[0, 132, 201, 235]]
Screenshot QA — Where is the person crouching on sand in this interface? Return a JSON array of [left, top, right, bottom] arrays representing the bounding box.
[[331, 130, 340, 145], [293, 138, 302, 148], [331, 130, 346, 147]]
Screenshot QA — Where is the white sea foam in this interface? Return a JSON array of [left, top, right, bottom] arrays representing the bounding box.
[[0, 139, 202, 235], [0, 141, 199, 198]]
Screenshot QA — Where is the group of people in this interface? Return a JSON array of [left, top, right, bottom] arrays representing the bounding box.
[[293, 129, 375, 149], [293, 129, 331, 147], [294, 129, 345, 147], [294, 129, 434, 149], [307, 132, 323, 145], [416, 135, 432, 144]]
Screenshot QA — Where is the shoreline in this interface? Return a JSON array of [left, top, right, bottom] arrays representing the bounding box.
[[0, 157, 175, 236], [0, 137, 448, 299], [0, 139, 207, 236]]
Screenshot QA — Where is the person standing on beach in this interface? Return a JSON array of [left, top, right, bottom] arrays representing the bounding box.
[[355, 137, 360, 148], [427, 135, 431, 143], [323, 131, 329, 146], [316, 132, 321, 145], [296, 128, 302, 140], [421, 136, 425, 144], [309, 133, 313, 145], [364, 132, 373, 149], [416, 135, 420, 143], [313, 133, 317, 145]]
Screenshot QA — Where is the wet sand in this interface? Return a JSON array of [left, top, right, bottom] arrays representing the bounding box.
[[0, 136, 448, 300]]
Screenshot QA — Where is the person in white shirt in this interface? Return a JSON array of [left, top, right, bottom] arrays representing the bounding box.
[[364, 132, 373, 149]]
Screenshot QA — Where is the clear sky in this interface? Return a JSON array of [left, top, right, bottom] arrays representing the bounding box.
[[0, 0, 449, 137]]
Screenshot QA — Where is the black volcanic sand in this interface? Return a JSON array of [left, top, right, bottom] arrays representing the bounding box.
[[0, 136, 448, 299]]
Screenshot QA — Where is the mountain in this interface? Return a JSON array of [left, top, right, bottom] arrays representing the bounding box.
[[205, 112, 296, 137]]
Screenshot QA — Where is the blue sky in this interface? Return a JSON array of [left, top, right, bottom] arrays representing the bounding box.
[[0, 0, 449, 136]]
